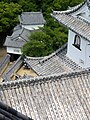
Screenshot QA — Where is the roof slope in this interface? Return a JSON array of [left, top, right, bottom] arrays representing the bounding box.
[[0, 69, 90, 120], [25, 44, 82, 76], [0, 101, 33, 120], [19, 12, 46, 25], [4, 27, 31, 48], [51, 12, 90, 42]]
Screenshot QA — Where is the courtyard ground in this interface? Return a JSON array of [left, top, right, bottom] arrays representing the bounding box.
[[0, 47, 7, 61]]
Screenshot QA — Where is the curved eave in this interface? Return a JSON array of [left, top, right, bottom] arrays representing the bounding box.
[[53, 1, 85, 15], [51, 13, 90, 42]]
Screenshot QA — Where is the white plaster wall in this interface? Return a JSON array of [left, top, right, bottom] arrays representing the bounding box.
[[67, 30, 90, 68], [66, 3, 90, 68], [71, 3, 88, 16], [22, 24, 44, 30], [71, 2, 90, 23], [85, 43, 90, 67], [7, 47, 22, 55]]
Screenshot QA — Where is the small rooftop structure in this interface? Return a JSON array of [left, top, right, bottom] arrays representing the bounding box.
[[4, 27, 31, 55], [4, 12, 46, 56], [19, 12, 46, 25], [4, 27, 30, 48], [18, 12, 46, 31]]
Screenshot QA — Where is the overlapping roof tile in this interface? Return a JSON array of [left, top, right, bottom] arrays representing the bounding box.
[[0, 69, 90, 120], [51, 12, 90, 42], [4, 27, 31, 48], [19, 12, 46, 25], [25, 44, 82, 76]]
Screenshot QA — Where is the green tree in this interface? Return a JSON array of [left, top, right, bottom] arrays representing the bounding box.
[[0, 2, 22, 32], [52, 0, 83, 11], [22, 31, 53, 57], [0, 2, 22, 46], [69, 0, 83, 7], [0, 0, 83, 49], [42, 25, 67, 50], [18, 0, 37, 12]]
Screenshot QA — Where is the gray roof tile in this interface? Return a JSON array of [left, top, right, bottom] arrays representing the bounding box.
[[4, 12, 46, 48], [0, 69, 90, 119], [51, 13, 90, 42], [13, 25, 22, 32], [19, 12, 46, 25], [4, 28, 31, 48], [25, 44, 82, 76]]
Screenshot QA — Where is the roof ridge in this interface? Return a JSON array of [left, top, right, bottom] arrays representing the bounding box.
[[19, 28, 29, 42], [0, 67, 89, 90]]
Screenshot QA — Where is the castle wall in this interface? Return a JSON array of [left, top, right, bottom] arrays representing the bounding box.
[[67, 30, 90, 68], [22, 24, 44, 30], [7, 47, 22, 55]]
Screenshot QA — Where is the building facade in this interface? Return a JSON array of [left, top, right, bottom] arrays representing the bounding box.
[[52, 0, 90, 68], [4, 12, 46, 58]]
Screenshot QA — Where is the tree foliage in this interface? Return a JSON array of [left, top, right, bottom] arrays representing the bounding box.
[[21, 0, 83, 57], [18, 0, 37, 12], [22, 31, 53, 57], [0, 2, 22, 46], [0, 2, 22, 32], [22, 17, 68, 57], [0, 0, 83, 52]]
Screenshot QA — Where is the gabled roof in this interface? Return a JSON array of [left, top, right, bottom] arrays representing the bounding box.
[[4, 27, 31, 48], [0, 68, 90, 119], [0, 101, 33, 120], [51, 12, 90, 42], [19, 12, 46, 25], [4, 12, 46, 48]]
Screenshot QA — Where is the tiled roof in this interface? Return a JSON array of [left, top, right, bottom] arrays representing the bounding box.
[[0, 101, 33, 120], [0, 69, 90, 120], [13, 24, 22, 31], [25, 44, 82, 76], [51, 12, 90, 42], [4, 12, 46, 48], [19, 12, 46, 25], [4, 27, 31, 48], [2, 56, 23, 82], [0, 54, 10, 74]]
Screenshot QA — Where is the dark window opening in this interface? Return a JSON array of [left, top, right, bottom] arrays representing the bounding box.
[[73, 35, 81, 50], [9, 53, 20, 62]]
